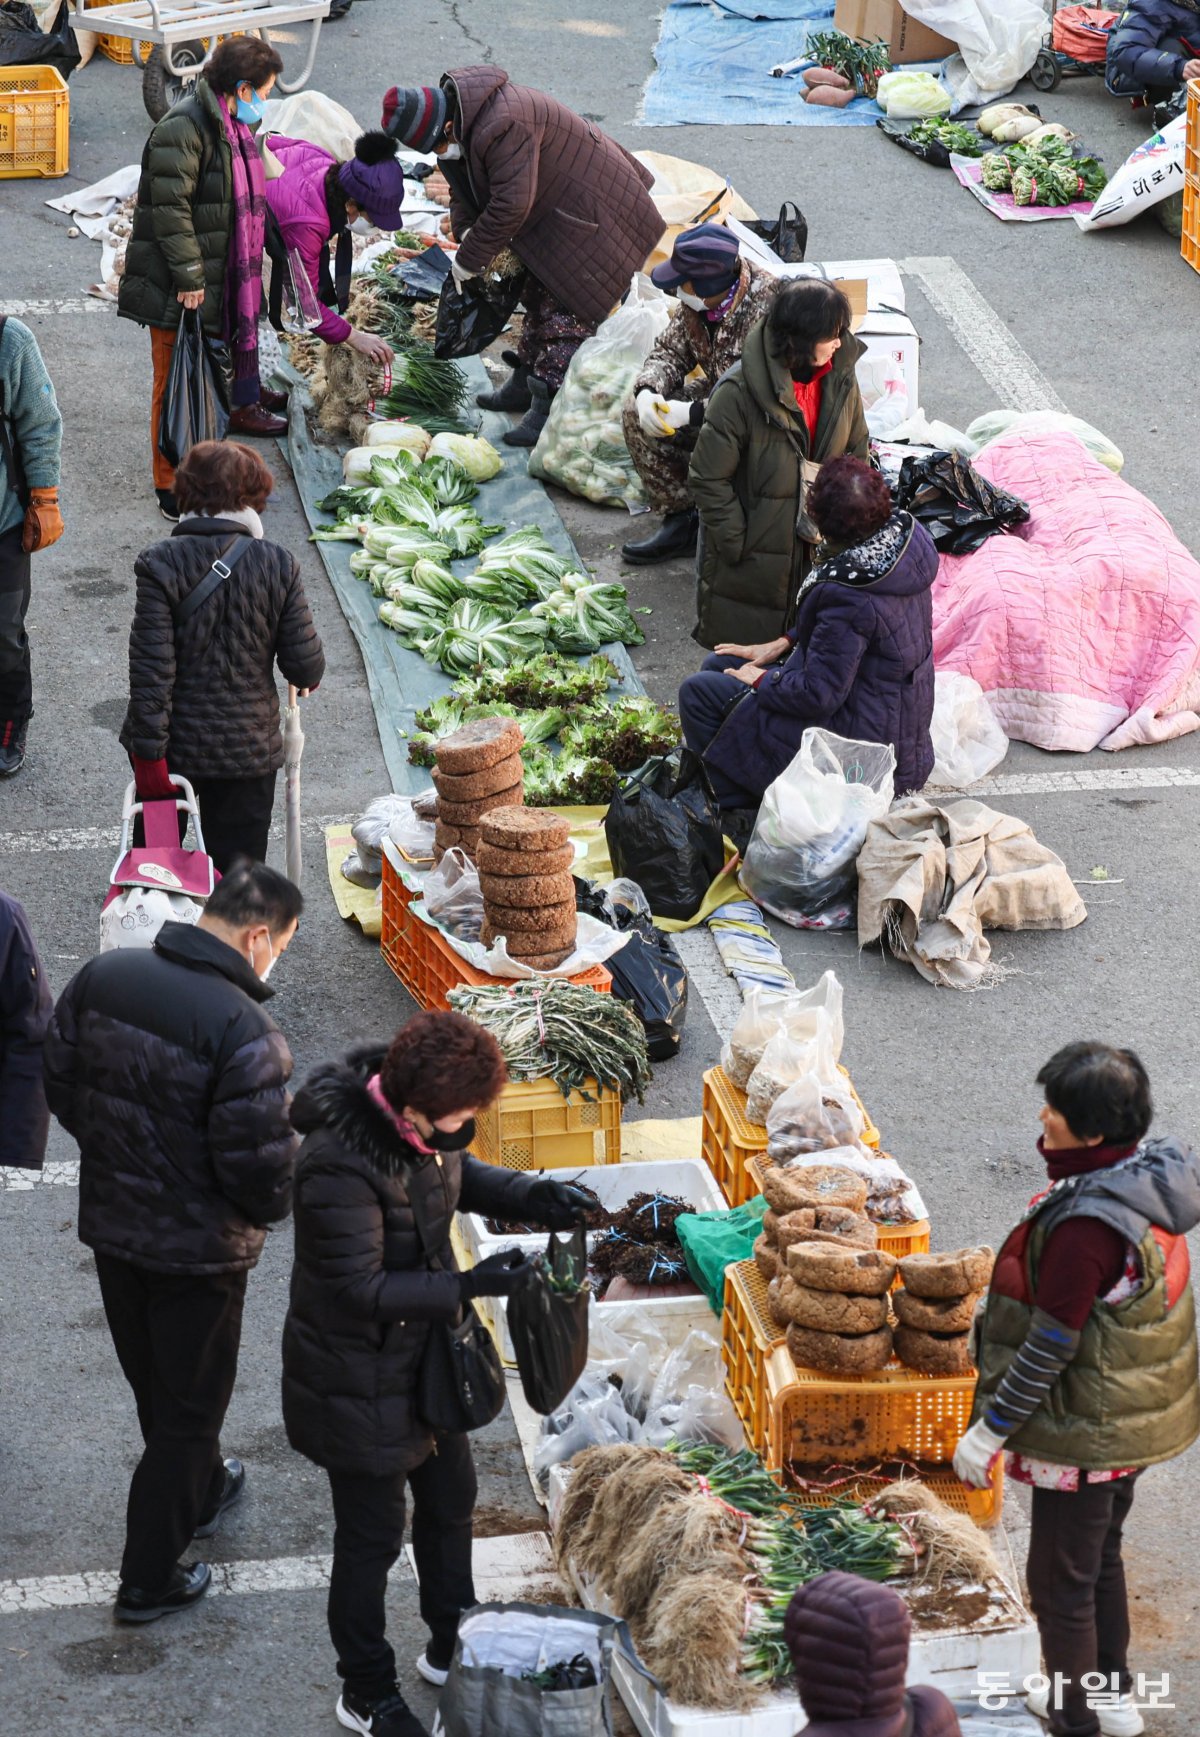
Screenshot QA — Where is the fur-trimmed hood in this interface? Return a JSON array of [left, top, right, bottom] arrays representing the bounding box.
[[290, 1043, 426, 1180]]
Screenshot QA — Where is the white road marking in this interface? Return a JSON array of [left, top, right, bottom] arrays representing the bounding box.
[[0, 297, 112, 317], [0, 1552, 380, 1616], [674, 928, 745, 1040], [901, 257, 1067, 414], [966, 764, 1200, 797], [1, 1161, 80, 1192], [3, 814, 351, 855]]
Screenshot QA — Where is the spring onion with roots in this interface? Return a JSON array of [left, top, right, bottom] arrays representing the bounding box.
[[376, 352, 470, 419], [447, 981, 652, 1103]]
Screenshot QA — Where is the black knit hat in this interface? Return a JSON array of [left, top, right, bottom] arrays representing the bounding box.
[[381, 84, 449, 152]]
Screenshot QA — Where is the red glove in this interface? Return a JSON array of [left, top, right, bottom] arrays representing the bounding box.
[[133, 756, 175, 800]]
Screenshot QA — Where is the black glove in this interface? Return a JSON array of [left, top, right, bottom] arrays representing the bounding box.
[[458, 1248, 535, 1302], [525, 1177, 595, 1231]]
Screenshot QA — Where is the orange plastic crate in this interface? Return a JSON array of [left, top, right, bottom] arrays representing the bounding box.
[[0, 65, 68, 178], [744, 1155, 929, 1267], [470, 1074, 621, 1171], [1185, 81, 1200, 274], [702, 1065, 881, 1206], [380, 847, 611, 1012]]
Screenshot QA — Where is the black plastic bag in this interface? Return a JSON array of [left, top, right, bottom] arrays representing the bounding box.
[[157, 309, 230, 469], [604, 751, 725, 923], [574, 879, 687, 1060], [743, 199, 807, 263], [434, 272, 524, 359], [0, 1, 80, 76], [390, 242, 453, 302], [507, 1229, 590, 1416], [894, 448, 1030, 556], [876, 117, 953, 168]]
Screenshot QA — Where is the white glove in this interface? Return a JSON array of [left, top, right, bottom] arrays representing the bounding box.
[[450, 254, 477, 290], [953, 1420, 1007, 1489], [635, 388, 672, 439], [659, 397, 693, 433]]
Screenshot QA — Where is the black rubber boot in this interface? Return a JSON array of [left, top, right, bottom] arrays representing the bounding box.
[[502, 377, 553, 448], [621, 507, 699, 566], [476, 349, 533, 413], [0, 715, 29, 778]]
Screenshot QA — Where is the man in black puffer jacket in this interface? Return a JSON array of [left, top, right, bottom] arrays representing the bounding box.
[[44, 862, 303, 1624]]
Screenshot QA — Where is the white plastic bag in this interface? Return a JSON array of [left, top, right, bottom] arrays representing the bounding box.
[[739, 730, 896, 930], [858, 353, 910, 439], [746, 1026, 830, 1127], [1074, 113, 1187, 233], [927, 670, 1008, 788], [965, 409, 1124, 474], [529, 274, 673, 511], [721, 973, 845, 1089], [640, 1331, 742, 1449], [901, 0, 1049, 110], [876, 70, 952, 119], [886, 407, 979, 455], [765, 1071, 865, 1158], [350, 794, 425, 885]]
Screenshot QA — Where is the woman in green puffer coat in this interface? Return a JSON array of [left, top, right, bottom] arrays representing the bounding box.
[[687, 279, 869, 650], [118, 35, 284, 520]]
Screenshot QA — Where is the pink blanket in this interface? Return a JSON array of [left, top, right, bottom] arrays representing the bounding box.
[[932, 430, 1200, 751]]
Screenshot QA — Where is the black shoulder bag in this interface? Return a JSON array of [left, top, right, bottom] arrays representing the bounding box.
[[409, 1163, 507, 1435], [173, 535, 252, 627]]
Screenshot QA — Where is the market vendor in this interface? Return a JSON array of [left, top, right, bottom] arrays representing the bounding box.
[[955, 1042, 1200, 1737], [381, 71, 665, 447], [263, 130, 402, 364], [678, 455, 935, 809], [619, 224, 776, 568], [1106, 0, 1200, 97]]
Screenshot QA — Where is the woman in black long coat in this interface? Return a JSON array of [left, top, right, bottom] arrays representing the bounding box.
[[281, 1011, 589, 1737]]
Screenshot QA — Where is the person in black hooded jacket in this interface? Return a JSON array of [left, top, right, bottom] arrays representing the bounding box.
[[282, 1012, 592, 1737]]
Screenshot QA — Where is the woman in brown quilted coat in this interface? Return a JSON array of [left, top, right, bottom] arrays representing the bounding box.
[[121, 441, 325, 872], [382, 69, 664, 446]]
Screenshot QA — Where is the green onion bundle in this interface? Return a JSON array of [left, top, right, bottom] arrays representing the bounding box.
[[448, 980, 652, 1103]]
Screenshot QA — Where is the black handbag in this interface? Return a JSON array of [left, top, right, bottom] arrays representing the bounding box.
[[410, 1168, 506, 1435], [744, 200, 808, 264], [506, 1228, 590, 1415]]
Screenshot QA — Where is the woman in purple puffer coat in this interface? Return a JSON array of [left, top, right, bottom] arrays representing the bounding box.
[[264, 130, 401, 364], [679, 454, 937, 809]]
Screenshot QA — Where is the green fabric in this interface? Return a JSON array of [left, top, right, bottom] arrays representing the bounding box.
[[118, 80, 233, 336], [688, 320, 869, 649], [972, 1216, 1200, 1470], [676, 1195, 768, 1314]]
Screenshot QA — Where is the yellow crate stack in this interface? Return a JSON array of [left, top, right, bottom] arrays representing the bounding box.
[[0, 66, 69, 178]]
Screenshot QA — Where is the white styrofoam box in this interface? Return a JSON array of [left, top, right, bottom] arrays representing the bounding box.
[[858, 316, 920, 425], [483, 1284, 717, 1366], [547, 1469, 1039, 1737], [457, 1157, 725, 1268]]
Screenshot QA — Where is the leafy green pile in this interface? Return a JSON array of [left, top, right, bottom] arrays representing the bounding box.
[[520, 745, 621, 805], [457, 651, 619, 711], [908, 117, 986, 156], [561, 695, 680, 771], [981, 135, 1106, 206]]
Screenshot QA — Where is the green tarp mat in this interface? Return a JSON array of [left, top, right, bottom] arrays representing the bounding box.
[[281, 354, 645, 796]]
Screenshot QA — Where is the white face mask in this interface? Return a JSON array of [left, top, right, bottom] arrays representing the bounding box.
[[677, 291, 707, 311], [249, 933, 276, 982], [440, 142, 462, 160]]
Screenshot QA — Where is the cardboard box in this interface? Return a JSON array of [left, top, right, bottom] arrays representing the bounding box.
[[833, 0, 956, 64]]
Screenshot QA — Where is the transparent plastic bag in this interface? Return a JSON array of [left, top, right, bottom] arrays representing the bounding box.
[[776, 1144, 928, 1226], [876, 70, 952, 119], [739, 730, 895, 930], [529, 274, 673, 511], [640, 1331, 743, 1449], [280, 246, 325, 334], [745, 1025, 834, 1127], [965, 408, 1124, 474], [927, 670, 1008, 789], [424, 848, 483, 941], [531, 1376, 638, 1485], [721, 973, 844, 1091], [352, 794, 423, 879], [765, 1071, 865, 1160]]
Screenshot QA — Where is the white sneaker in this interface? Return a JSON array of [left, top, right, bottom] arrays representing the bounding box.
[[1024, 1685, 1145, 1737], [415, 1652, 449, 1688]]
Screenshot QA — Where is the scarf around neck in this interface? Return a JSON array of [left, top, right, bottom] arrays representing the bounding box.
[[217, 98, 267, 400], [814, 511, 910, 588]]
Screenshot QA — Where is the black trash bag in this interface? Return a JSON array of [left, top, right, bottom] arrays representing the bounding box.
[[604, 750, 725, 923], [876, 117, 953, 168], [157, 309, 230, 469], [574, 878, 687, 1061], [392, 242, 453, 301], [0, 1, 80, 76], [743, 199, 807, 263], [894, 448, 1030, 556], [434, 272, 524, 359], [507, 1228, 590, 1416]]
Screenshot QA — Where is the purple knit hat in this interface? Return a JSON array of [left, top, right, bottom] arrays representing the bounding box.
[[338, 130, 406, 231]]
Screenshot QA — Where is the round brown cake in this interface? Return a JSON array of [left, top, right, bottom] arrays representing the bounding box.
[[480, 806, 572, 851], [435, 717, 524, 774], [432, 755, 524, 803]]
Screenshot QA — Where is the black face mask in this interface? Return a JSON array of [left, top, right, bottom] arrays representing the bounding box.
[[423, 1118, 475, 1153]]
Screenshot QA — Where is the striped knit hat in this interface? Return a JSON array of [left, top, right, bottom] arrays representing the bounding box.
[[381, 85, 449, 153]]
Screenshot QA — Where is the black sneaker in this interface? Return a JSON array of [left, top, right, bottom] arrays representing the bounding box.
[[0, 716, 29, 778], [337, 1687, 430, 1737], [192, 1457, 245, 1539], [156, 487, 181, 522], [114, 1561, 211, 1624]]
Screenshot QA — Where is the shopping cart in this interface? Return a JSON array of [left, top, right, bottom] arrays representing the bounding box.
[[99, 776, 216, 952], [68, 0, 330, 120], [1030, 3, 1117, 92]]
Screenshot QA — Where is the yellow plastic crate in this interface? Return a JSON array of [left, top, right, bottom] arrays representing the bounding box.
[[1186, 81, 1200, 274], [0, 65, 68, 179], [702, 1064, 881, 1207], [745, 1155, 930, 1268], [83, 5, 211, 63], [722, 1259, 786, 1454], [470, 1075, 621, 1171]]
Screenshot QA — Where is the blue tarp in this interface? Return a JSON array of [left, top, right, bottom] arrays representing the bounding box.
[[640, 0, 886, 128]]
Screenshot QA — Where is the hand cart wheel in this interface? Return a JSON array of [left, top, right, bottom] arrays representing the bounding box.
[[1029, 47, 1063, 91], [142, 37, 207, 121]]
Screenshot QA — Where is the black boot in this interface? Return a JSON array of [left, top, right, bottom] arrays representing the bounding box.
[[502, 377, 553, 448], [476, 349, 533, 413], [0, 715, 29, 778], [621, 508, 698, 566]]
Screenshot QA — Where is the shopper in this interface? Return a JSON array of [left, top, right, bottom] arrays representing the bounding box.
[[785, 1571, 961, 1735], [1105, 0, 1200, 98], [621, 225, 775, 567], [0, 315, 64, 777], [955, 1042, 1200, 1737], [679, 455, 936, 808], [43, 862, 303, 1623], [688, 279, 869, 650], [382, 71, 664, 446], [119, 34, 288, 521], [264, 130, 400, 363], [121, 440, 325, 873], [282, 1012, 594, 1737], [0, 887, 53, 1173]]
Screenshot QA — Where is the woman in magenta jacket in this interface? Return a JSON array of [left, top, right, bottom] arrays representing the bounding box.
[[264, 130, 401, 364]]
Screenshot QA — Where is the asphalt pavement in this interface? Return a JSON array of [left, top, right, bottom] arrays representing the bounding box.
[[1, 2, 1197, 1731]]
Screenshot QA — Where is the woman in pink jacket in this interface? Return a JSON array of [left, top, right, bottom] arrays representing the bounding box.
[[264, 130, 401, 364]]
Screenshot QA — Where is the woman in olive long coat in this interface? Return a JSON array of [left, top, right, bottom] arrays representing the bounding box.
[[688, 279, 869, 650]]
